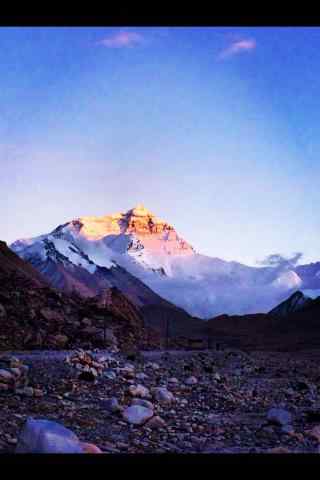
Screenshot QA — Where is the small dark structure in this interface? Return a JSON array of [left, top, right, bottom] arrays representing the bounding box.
[[187, 338, 207, 350]]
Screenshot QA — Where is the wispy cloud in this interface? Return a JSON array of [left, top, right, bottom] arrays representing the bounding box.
[[257, 252, 303, 270], [218, 38, 256, 60], [97, 31, 144, 49]]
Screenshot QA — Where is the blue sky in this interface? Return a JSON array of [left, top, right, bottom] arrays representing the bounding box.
[[1, 27, 320, 266]]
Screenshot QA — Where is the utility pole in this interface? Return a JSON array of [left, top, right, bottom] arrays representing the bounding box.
[[166, 313, 169, 350]]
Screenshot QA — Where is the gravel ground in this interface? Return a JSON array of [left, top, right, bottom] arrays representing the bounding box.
[[1, 348, 320, 454]]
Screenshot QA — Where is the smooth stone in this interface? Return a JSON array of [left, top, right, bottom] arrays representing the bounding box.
[[128, 384, 150, 399], [307, 425, 320, 443], [185, 376, 198, 386], [267, 408, 292, 427], [16, 418, 83, 453], [80, 442, 103, 453], [153, 387, 175, 404], [0, 369, 14, 383], [145, 416, 167, 430], [102, 397, 121, 413], [131, 398, 154, 410], [122, 406, 154, 426], [136, 373, 148, 380]]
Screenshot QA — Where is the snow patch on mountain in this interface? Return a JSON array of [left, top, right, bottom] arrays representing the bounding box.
[[272, 270, 302, 289]]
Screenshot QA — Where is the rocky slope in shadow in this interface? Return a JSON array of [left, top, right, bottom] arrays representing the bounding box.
[[0, 241, 160, 352], [207, 291, 320, 351]]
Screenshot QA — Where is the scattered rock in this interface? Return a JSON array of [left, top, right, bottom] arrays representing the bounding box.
[[145, 416, 166, 430], [40, 308, 64, 324], [104, 369, 117, 380], [66, 349, 108, 379], [168, 377, 179, 384], [128, 384, 150, 399], [120, 366, 135, 379], [153, 387, 175, 404], [267, 408, 292, 427], [136, 373, 148, 381], [131, 399, 154, 410], [0, 356, 29, 393], [146, 362, 160, 370], [0, 304, 6, 318], [80, 442, 103, 453], [47, 334, 69, 348], [122, 406, 154, 425], [206, 414, 222, 425], [268, 447, 291, 454], [307, 425, 320, 443], [185, 376, 198, 386], [102, 397, 122, 413], [15, 387, 34, 397], [0, 369, 15, 383], [81, 318, 92, 327], [281, 424, 294, 435]]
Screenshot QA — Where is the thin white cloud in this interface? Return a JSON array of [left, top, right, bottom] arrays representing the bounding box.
[[218, 38, 256, 60], [98, 31, 144, 49]]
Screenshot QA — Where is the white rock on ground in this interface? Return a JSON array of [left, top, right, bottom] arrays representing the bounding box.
[[168, 377, 179, 384], [131, 398, 154, 410], [267, 408, 292, 427], [153, 387, 175, 404], [128, 384, 150, 398], [122, 405, 154, 425], [136, 373, 148, 380], [15, 418, 84, 453], [146, 362, 160, 370], [185, 376, 198, 385]]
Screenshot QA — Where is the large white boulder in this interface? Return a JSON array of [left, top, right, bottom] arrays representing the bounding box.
[[16, 418, 84, 453]]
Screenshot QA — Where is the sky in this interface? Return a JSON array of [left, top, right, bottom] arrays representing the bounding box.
[[1, 26, 320, 266]]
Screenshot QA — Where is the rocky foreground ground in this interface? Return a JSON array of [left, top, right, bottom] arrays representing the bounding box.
[[1, 348, 320, 454]]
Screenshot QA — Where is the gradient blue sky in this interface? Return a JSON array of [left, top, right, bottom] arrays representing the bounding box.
[[1, 27, 320, 266]]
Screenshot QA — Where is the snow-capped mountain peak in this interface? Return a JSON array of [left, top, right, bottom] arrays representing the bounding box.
[[10, 205, 320, 318]]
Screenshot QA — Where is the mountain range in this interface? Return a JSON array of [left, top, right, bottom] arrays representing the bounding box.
[[10, 204, 320, 318], [207, 290, 320, 351], [2, 236, 320, 352]]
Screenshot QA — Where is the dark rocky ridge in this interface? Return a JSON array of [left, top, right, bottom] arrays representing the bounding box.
[[207, 291, 320, 351], [0, 241, 160, 352]]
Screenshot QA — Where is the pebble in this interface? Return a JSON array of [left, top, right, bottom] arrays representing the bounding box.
[[185, 376, 198, 386], [145, 416, 167, 430], [268, 447, 291, 454], [267, 408, 292, 427], [306, 425, 320, 443], [128, 384, 150, 399], [104, 370, 117, 380], [136, 373, 148, 381], [102, 397, 121, 413], [153, 387, 175, 404], [168, 377, 179, 384], [0, 369, 15, 382], [80, 442, 103, 454]]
